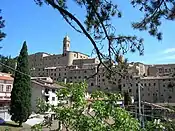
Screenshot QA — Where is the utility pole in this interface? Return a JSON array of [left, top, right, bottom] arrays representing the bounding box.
[[142, 104, 145, 128], [138, 83, 142, 126]]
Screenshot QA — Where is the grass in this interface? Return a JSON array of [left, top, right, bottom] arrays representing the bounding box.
[[0, 121, 31, 131]]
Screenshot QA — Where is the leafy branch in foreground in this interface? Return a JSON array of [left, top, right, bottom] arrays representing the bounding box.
[[131, 0, 175, 40], [32, 82, 169, 131], [34, 0, 175, 77], [34, 0, 144, 76]]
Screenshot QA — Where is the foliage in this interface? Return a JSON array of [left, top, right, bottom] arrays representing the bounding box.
[[10, 41, 31, 127], [0, 55, 17, 74], [31, 123, 43, 131], [131, 0, 175, 40], [0, 9, 6, 44], [34, 0, 144, 76], [34, 0, 175, 77], [144, 120, 165, 131], [36, 98, 50, 114], [163, 120, 175, 131], [33, 82, 141, 130], [124, 91, 131, 107]]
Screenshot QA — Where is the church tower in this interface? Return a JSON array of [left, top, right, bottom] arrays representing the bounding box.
[[63, 35, 70, 54]]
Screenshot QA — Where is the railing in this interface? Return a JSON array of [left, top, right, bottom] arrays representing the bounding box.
[[0, 106, 9, 111]]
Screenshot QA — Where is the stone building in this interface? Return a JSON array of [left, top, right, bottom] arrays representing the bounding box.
[[28, 36, 175, 103]]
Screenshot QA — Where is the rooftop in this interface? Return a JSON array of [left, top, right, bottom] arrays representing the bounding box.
[[0, 75, 14, 81]]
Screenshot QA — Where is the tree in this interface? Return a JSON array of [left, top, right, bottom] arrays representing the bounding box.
[[0, 55, 17, 74], [32, 83, 141, 130], [0, 9, 6, 48], [36, 98, 50, 114], [34, 0, 175, 76], [32, 82, 170, 131], [10, 41, 31, 127], [124, 91, 131, 107]]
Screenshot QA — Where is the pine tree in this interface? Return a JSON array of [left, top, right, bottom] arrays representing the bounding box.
[[10, 41, 31, 127]]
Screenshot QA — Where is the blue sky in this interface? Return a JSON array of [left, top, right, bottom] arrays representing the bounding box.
[[1, 0, 175, 64]]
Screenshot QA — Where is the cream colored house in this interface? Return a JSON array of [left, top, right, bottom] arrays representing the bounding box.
[[31, 77, 64, 112]]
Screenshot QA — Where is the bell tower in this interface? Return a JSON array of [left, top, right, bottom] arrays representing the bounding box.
[[63, 35, 70, 54]]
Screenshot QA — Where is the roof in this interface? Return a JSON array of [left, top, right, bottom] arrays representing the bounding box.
[[140, 76, 175, 80], [31, 80, 65, 89], [68, 51, 90, 57], [0, 76, 14, 81]]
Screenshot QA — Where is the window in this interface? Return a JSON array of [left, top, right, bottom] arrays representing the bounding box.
[[84, 70, 87, 73], [91, 83, 94, 86], [123, 84, 125, 87], [148, 93, 150, 96], [136, 83, 138, 86], [149, 83, 151, 86], [84, 76, 87, 79], [45, 96, 49, 102], [78, 76, 81, 79], [129, 89, 132, 92], [154, 83, 156, 86], [52, 89, 55, 93], [144, 83, 146, 86], [169, 96, 172, 99], [52, 97, 55, 101], [0, 85, 3, 92], [74, 76, 77, 79]]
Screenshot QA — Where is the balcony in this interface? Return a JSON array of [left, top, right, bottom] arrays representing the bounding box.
[[0, 92, 11, 101]]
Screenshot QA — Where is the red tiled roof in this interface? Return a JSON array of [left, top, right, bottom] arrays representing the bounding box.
[[0, 76, 14, 81]]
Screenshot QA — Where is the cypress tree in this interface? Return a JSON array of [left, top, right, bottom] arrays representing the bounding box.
[[124, 91, 131, 107], [10, 41, 31, 127]]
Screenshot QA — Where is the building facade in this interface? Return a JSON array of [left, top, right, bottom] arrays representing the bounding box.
[[28, 36, 175, 103], [31, 77, 65, 112]]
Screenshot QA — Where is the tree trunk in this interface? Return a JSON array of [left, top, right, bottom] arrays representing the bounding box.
[[19, 121, 22, 127]]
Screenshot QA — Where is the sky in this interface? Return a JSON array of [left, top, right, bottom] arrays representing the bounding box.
[[0, 0, 175, 64]]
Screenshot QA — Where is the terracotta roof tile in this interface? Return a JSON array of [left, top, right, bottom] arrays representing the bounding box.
[[0, 76, 14, 81]]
